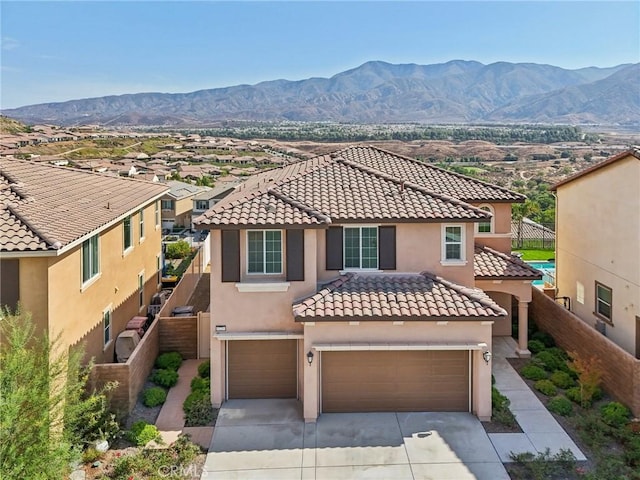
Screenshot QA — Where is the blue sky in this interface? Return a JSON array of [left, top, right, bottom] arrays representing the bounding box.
[[1, 1, 639, 109]]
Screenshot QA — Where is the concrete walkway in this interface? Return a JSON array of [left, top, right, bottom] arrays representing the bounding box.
[[155, 358, 214, 448], [490, 336, 586, 462]]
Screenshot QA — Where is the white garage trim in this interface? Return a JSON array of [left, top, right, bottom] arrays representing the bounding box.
[[312, 341, 487, 351], [215, 331, 304, 340]]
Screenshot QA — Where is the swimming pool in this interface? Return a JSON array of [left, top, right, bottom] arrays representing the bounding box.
[[527, 261, 556, 286]]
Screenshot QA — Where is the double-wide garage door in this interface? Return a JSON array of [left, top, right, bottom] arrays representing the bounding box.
[[228, 340, 297, 399], [322, 350, 470, 412]]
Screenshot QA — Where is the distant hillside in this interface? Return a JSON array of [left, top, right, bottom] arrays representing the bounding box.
[[2, 60, 637, 126], [0, 115, 31, 134]]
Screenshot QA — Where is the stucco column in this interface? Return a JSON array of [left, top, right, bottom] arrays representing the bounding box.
[[210, 338, 225, 407], [303, 337, 319, 422], [474, 349, 492, 421], [517, 301, 531, 358]]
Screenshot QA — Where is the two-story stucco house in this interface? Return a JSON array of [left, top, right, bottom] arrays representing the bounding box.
[[0, 159, 169, 363], [195, 146, 540, 422], [552, 149, 640, 358], [191, 180, 243, 230], [160, 180, 207, 231]]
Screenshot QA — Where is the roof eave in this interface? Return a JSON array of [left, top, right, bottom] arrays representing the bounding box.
[[294, 314, 505, 323]]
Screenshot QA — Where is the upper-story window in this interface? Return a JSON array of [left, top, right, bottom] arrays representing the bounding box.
[[195, 200, 209, 211], [103, 307, 112, 347], [442, 225, 465, 262], [161, 199, 174, 210], [344, 226, 378, 269], [82, 234, 100, 284], [123, 215, 133, 251], [139, 209, 145, 242], [595, 282, 612, 322], [476, 205, 494, 234], [247, 230, 282, 274], [155, 201, 160, 227]]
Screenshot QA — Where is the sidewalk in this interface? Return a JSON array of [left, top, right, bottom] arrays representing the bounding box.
[[155, 358, 214, 449], [490, 336, 586, 462]]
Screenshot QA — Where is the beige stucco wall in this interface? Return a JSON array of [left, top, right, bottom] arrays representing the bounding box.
[[302, 321, 493, 421], [471, 202, 513, 253], [17, 257, 49, 337], [44, 201, 163, 363], [555, 157, 639, 356]]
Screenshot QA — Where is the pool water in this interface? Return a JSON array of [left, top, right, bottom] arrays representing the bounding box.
[[527, 261, 556, 286]]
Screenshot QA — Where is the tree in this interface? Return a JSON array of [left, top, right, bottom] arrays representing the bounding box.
[[512, 199, 541, 248], [165, 239, 192, 259], [0, 307, 119, 479]]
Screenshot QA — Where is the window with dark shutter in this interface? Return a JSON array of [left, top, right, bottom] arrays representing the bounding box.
[[286, 230, 305, 281], [326, 227, 343, 270], [221, 230, 240, 282], [378, 226, 396, 270]]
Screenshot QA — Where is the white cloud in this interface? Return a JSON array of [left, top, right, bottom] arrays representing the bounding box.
[[2, 37, 20, 51]]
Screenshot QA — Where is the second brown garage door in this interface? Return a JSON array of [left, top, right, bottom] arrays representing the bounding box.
[[227, 340, 297, 399], [322, 350, 469, 412]]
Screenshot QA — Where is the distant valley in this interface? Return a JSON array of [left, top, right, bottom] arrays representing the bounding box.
[[3, 60, 639, 127]]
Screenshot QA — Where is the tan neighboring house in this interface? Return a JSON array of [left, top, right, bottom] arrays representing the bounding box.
[[0, 159, 169, 363], [160, 180, 206, 231], [195, 146, 540, 422], [191, 180, 243, 228], [552, 149, 640, 358]]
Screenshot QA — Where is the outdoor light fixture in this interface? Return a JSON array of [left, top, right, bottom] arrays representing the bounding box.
[[483, 351, 492, 364], [306, 350, 314, 366], [215, 325, 226, 332]]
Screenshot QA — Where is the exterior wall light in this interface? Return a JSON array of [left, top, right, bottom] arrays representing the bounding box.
[[306, 350, 314, 366], [483, 351, 492, 364]]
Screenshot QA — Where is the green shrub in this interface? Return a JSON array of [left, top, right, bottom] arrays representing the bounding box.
[[535, 379, 558, 396], [82, 447, 102, 464], [197, 359, 210, 378], [151, 368, 179, 388], [183, 390, 214, 427], [165, 240, 191, 259], [527, 339, 546, 354], [533, 351, 564, 372], [531, 331, 555, 347], [155, 351, 183, 371], [600, 402, 631, 427], [547, 396, 573, 416], [491, 387, 516, 427], [190, 376, 210, 393], [550, 370, 575, 389], [522, 364, 547, 381], [565, 386, 602, 407], [624, 436, 640, 468], [127, 421, 161, 446], [546, 347, 568, 361], [142, 386, 167, 407]]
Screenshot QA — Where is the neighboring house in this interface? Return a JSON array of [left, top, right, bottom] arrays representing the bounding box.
[[191, 180, 243, 228], [160, 180, 207, 231], [552, 149, 640, 358], [0, 159, 169, 363], [195, 146, 540, 422]]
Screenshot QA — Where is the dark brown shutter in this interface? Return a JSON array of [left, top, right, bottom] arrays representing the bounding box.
[[221, 230, 240, 282], [378, 226, 396, 270], [326, 226, 343, 270], [0, 259, 19, 311], [286, 230, 305, 281]]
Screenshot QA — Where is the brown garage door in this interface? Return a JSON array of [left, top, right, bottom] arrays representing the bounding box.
[[322, 350, 469, 412], [228, 340, 297, 399]]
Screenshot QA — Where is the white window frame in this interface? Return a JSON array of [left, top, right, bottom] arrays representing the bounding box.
[[475, 204, 494, 234], [81, 233, 100, 288], [139, 209, 145, 243], [576, 281, 585, 304], [441, 224, 466, 265], [155, 200, 160, 229], [246, 229, 283, 275], [161, 199, 174, 210], [195, 200, 209, 211], [595, 281, 612, 323], [342, 225, 379, 271], [103, 305, 112, 349], [138, 270, 145, 312], [123, 215, 133, 254]]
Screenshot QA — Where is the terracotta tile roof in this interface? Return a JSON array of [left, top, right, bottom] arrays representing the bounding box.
[[0, 159, 168, 253], [337, 145, 525, 203], [474, 244, 542, 280], [293, 272, 507, 321], [511, 217, 555, 241], [195, 150, 492, 227]]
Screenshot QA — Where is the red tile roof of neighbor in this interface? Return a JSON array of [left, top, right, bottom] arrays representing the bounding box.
[[195, 146, 524, 227], [0, 159, 168, 253], [293, 272, 508, 321], [474, 244, 542, 280]]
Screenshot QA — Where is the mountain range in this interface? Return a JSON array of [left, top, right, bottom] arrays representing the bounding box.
[[3, 60, 639, 126]]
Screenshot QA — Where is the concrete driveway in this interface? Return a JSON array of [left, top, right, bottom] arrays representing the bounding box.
[[201, 399, 509, 480]]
